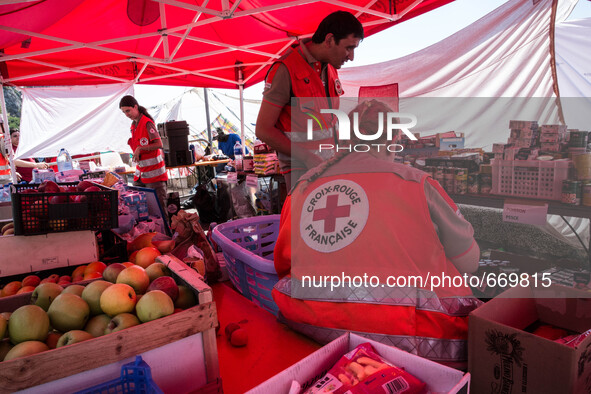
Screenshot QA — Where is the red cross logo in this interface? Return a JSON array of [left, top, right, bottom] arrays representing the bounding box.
[[312, 194, 350, 233]]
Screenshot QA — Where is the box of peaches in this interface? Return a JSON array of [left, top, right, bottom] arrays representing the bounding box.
[[0, 249, 220, 393]]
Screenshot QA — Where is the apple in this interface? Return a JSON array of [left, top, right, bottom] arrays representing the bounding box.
[[122, 262, 134, 268], [225, 322, 241, 339], [128, 251, 138, 264], [41, 180, 60, 193], [104, 313, 140, 334], [229, 328, 248, 347], [147, 276, 179, 302], [56, 330, 94, 348], [135, 290, 174, 323], [4, 341, 49, 361], [45, 331, 62, 349], [40, 274, 59, 284], [47, 293, 90, 332], [22, 275, 41, 288], [1, 281, 22, 297], [0, 315, 7, 339], [49, 195, 68, 204], [62, 284, 85, 297], [84, 261, 107, 276], [99, 283, 137, 317], [127, 232, 157, 253], [59, 275, 71, 283], [81, 280, 112, 315], [83, 272, 103, 280], [8, 305, 50, 344], [174, 285, 197, 309], [0, 339, 13, 361], [74, 195, 88, 203], [71, 265, 87, 280], [145, 263, 171, 282], [84, 186, 101, 192], [84, 314, 111, 337], [151, 240, 176, 254], [31, 282, 64, 311], [116, 266, 150, 294], [17, 286, 36, 294], [102, 263, 126, 283], [76, 180, 95, 192], [134, 247, 161, 269]]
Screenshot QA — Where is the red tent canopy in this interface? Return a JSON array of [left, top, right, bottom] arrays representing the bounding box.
[[0, 0, 454, 89]]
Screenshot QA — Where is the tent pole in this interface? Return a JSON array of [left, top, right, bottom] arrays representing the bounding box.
[[239, 83, 245, 155], [0, 85, 17, 183], [203, 87, 212, 152]]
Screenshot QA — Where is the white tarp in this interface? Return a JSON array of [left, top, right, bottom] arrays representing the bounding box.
[[17, 83, 134, 159], [338, 0, 580, 151], [149, 87, 261, 150]]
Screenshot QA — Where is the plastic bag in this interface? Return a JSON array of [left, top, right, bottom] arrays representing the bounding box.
[[303, 343, 426, 394]]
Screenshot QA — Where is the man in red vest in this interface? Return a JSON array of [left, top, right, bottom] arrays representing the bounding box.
[[272, 100, 482, 364], [256, 11, 364, 191], [119, 95, 168, 211]]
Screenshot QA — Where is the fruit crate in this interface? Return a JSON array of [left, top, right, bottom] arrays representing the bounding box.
[[491, 159, 572, 200], [212, 215, 280, 315], [75, 356, 163, 394], [10, 182, 118, 235]]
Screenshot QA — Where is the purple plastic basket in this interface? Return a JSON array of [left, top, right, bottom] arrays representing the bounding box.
[[212, 215, 280, 315]]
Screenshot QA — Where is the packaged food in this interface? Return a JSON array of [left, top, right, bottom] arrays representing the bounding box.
[[303, 343, 426, 394]]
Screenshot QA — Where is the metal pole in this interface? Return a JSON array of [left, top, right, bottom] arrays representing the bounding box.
[[0, 85, 17, 183], [239, 82, 245, 155], [203, 87, 212, 152]]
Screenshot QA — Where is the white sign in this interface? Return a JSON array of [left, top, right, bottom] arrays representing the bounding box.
[[502, 201, 548, 225], [246, 175, 259, 188], [227, 172, 237, 184]]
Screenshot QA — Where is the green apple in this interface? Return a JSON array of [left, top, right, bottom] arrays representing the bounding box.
[[102, 263, 126, 283], [30, 282, 64, 311], [136, 290, 174, 323], [145, 263, 170, 282], [84, 314, 111, 338], [47, 293, 90, 332], [4, 341, 49, 361], [104, 313, 140, 334], [8, 305, 50, 345], [116, 266, 150, 294], [99, 283, 137, 317], [174, 285, 197, 309], [56, 330, 94, 348], [62, 284, 85, 297], [81, 280, 112, 315], [0, 339, 13, 361]]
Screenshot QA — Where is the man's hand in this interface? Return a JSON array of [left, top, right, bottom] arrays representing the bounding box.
[[133, 147, 142, 159], [35, 162, 49, 169]]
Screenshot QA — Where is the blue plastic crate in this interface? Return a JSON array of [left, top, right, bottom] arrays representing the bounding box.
[[212, 215, 280, 315], [75, 356, 163, 394]]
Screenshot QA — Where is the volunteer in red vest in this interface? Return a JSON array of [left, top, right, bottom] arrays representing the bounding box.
[[0, 134, 11, 184], [10, 129, 49, 183], [272, 100, 482, 364], [255, 11, 364, 191], [119, 95, 168, 211]]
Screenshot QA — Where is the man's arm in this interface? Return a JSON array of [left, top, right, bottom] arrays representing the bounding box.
[[255, 102, 323, 168], [14, 159, 48, 169]]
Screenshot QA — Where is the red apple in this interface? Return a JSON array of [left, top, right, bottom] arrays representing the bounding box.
[[76, 180, 95, 192], [151, 240, 176, 254], [84, 186, 101, 192], [41, 180, 61, 194], [134, 247, 161, 269], [40, 274, 59, 284], [146, 276, 179, 301], [102, 263, 126, 283], [49, 195, 68, 204], [230, 328, 248, 347], [22, 275, 41, 288]]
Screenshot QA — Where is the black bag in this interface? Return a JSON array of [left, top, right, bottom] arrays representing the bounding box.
[[192, 182, 220, 226]]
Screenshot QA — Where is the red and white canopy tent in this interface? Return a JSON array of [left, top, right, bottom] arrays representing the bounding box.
[[0, 0, 456, 180]]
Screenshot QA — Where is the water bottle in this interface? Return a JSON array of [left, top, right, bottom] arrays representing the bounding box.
[[233, 141, 243, 171], [56, 148, 73, 172]]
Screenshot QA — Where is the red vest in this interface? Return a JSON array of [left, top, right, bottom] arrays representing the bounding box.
[[274, 44, 342, 151], [129, 115, 167, 183], [272, 154, 481, 362], [0, 153, 10, 182]]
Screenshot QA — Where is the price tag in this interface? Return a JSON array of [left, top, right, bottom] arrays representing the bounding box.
[[42, 256, 60, 267], [227, 172, 238, 184], [246, 175, 259, 189], [502, 200, 548, 225]]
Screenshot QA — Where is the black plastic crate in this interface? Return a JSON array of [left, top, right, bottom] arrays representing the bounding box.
[[11, 182, 118, 235]]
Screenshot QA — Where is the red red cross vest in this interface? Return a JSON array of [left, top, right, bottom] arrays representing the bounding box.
[[0, 153, 10, 182], [129, 115, 167, 183], [273, 44, 342, 152], [272, 155, 481, 362]]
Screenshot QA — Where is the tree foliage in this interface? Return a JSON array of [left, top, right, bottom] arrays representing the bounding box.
[[1, 86, 22, 130]]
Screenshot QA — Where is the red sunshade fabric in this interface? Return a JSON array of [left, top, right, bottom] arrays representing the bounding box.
[[0, 0, 454, 88]]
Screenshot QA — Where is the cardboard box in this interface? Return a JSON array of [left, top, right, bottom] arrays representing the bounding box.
[[248, 333, 470, 394], [469, 285, 591, 394], [0, 230, 98, 277], [0, 255, 219, 393]]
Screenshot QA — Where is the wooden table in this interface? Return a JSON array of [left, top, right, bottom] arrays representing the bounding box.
[[212, 282, 321, 394]]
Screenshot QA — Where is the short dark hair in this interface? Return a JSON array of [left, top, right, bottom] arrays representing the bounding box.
[[10, 128, 19, 135], [312, 11, 364, 44]]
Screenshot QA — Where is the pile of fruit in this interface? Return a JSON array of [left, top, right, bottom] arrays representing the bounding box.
[[0, 247, 197, 362]]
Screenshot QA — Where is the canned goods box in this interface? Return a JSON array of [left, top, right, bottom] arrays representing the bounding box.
[[0, 255, 219, 393], [469, 285, 591, 394]]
